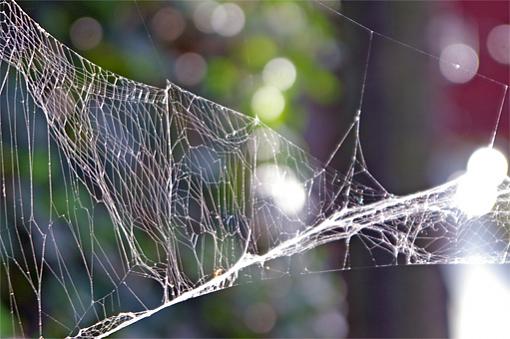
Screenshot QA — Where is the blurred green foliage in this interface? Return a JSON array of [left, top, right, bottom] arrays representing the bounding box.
[[1, 1, 348, 337]]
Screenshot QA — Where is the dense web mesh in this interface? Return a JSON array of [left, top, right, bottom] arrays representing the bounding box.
[[0, 0, 509, 338]]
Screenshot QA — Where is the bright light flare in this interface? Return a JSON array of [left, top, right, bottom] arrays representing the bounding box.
[[454, 147, 508, 217], [467, 147, 508, 186], [256, 164, 306, 214], [452, 265, 510, 339]]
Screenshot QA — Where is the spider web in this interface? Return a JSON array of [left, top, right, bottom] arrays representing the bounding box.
[[0, 0, 509, 338]]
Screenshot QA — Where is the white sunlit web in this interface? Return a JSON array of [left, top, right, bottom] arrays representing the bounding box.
[[0, 0, 509, 338]]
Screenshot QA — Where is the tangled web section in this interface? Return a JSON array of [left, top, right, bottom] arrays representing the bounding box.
[[0, 0, 509, 338]]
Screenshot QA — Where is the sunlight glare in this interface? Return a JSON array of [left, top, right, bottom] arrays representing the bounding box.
[[454, 147, 507, 217]]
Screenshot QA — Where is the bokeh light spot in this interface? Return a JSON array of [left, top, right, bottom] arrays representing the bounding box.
[[439, 43, 479, 84], [243, 302, 277, 334], [69, 17, 102, 51], [240, 36, 277, 68], [313, 310, 348, 338], [487, 24, 510, 65], [251, 86, 285, 122], [265, 2, 306, 36], [175, 52, 207, 86], [263, 57, 297, 91], [192, 0, 217, 33], [151, 7, 186, 42], [211, 3, 245, 37]]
